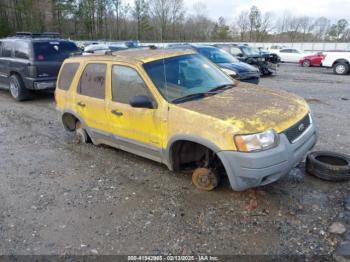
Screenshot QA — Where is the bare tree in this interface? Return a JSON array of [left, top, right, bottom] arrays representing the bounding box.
[[312, 17, 330, 41], [236, 10, 249, 41], [257, 12, 274, 41], [149, 0, 184, 41], [248, 5, 261, 41], [299, 16, 314, 41], [133, 0, 150, 40]]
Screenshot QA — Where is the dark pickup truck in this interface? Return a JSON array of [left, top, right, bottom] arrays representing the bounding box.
[[214, 44, 280, 76], [0, 32, 80, 101]]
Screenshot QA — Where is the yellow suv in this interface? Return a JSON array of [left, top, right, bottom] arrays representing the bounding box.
[[55, 49, 317, 191]]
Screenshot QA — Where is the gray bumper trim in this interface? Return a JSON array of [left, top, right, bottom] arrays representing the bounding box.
[[217, 122, 317, 191]]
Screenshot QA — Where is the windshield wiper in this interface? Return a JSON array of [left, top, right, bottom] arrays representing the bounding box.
[[208, 84, 234, 93], [172, 93, 207, 104], [172, 84, 234, 104]]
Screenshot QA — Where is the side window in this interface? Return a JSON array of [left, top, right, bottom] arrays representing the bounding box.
[[280, 49, 290, 53], [58, 63, 80, 91], [15, 41, 31, 59], [78, 63, 106, 99], [112, 65, 149, 104], [2, 41, 13, 57], [230, 47, 243, 56]]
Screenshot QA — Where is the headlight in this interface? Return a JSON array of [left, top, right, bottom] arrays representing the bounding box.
[[221, 68, 237, 76], [234, 129, 279, 152]]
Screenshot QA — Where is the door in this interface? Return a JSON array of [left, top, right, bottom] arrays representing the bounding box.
[[75, 63, 109, 135], [106, 64, 162, 161], [291, 49, 303, 62]]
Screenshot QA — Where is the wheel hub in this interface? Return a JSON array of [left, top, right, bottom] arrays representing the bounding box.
[[336, 65, 345, 74], [10, 79, 19, 98], [192, 168, 219, 191]]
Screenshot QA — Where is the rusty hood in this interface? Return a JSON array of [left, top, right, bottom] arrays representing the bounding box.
[[178, 83, 309, 134]]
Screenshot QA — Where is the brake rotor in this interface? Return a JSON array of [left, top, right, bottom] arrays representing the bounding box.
[[192, 167, 219, 191]]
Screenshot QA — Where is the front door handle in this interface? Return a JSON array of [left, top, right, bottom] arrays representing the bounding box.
[[77, 102, 86, 108], [111, 109, 123, 116]]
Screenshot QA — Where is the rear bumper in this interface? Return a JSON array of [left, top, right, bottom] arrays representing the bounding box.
[[24, 77, 57, 90], [217, 120, 317, 191]]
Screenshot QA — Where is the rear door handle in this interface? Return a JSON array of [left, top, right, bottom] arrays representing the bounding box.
[[111, 109, 123, 116], [77, 102, 86, 107]]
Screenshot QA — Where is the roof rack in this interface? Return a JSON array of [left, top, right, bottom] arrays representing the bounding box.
[[15, 32, 61, 39]]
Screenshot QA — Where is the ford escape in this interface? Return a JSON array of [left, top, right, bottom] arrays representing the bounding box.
[[55, 49, 317, 191]]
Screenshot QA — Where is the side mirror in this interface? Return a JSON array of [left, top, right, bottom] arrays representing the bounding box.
[[129, 95, 154, 109]]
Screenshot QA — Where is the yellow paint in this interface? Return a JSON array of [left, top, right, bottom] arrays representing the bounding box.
[[56, 49, 310, 153]]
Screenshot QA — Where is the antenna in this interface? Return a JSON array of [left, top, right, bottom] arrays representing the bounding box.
[[161, 29, 169, 102]]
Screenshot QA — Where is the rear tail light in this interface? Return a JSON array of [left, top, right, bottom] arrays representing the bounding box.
[[28, 65, 37, 78]]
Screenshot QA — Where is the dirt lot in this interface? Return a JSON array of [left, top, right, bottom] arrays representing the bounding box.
[[0, 63, 350, 257]]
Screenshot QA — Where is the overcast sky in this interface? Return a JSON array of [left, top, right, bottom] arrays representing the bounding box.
[[196, 0, 350, 21], [126, 0, 350, 22]]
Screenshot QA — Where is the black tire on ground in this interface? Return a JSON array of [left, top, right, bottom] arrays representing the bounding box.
[[333, 62, 350, 75], [9, 74, 31, 101], [302, 60, 311, 67], [306, 151, 350, 181]]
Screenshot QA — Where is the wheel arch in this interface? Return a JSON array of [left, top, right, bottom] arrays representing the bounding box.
[[61, 110, 85, 132], [332, 59, 350, 67], [9, 71, 23, 79], [165, 135, 222, 171]]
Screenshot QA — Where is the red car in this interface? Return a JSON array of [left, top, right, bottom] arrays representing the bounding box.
[[299, 52, 325, 67]]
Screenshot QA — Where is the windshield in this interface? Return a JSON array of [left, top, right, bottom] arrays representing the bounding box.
[[197, 47, 239, 64], [34, 41, 79, 61], [143, 54, 233, 103], [241, 46, 260, 56]]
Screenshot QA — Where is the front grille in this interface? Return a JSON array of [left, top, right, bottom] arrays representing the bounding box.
[[283, 114, 311, 143]]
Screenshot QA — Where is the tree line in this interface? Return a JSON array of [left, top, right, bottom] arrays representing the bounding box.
[[0, 0, 349, 42]]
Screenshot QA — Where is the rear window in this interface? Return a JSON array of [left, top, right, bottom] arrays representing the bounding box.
[[15, 41, 31, 60], [33, 41, 79, 61], [58, 63, 80, 91], [78, 63, 106, 99]]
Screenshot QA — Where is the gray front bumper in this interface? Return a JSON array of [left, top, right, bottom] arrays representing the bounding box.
[[217, 121, 317, 191]]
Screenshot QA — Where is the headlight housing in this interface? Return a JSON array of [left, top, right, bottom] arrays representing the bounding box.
[[221, 68, 237, 77], [234, 129, 279, 152]]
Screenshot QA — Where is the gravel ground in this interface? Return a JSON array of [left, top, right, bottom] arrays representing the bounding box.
[[0, 63, 349, 257]]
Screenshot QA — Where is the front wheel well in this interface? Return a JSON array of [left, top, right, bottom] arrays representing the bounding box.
[[170, 140, 225, 174]]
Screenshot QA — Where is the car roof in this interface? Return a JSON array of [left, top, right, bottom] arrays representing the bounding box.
[[67, 48, 196, 64], [84, 44, 110, 51]]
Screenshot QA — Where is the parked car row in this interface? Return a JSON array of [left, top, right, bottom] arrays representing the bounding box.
[[265, 44, 350, 75], [214, 44, 280, 76], [167, 44, 261, 84]]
